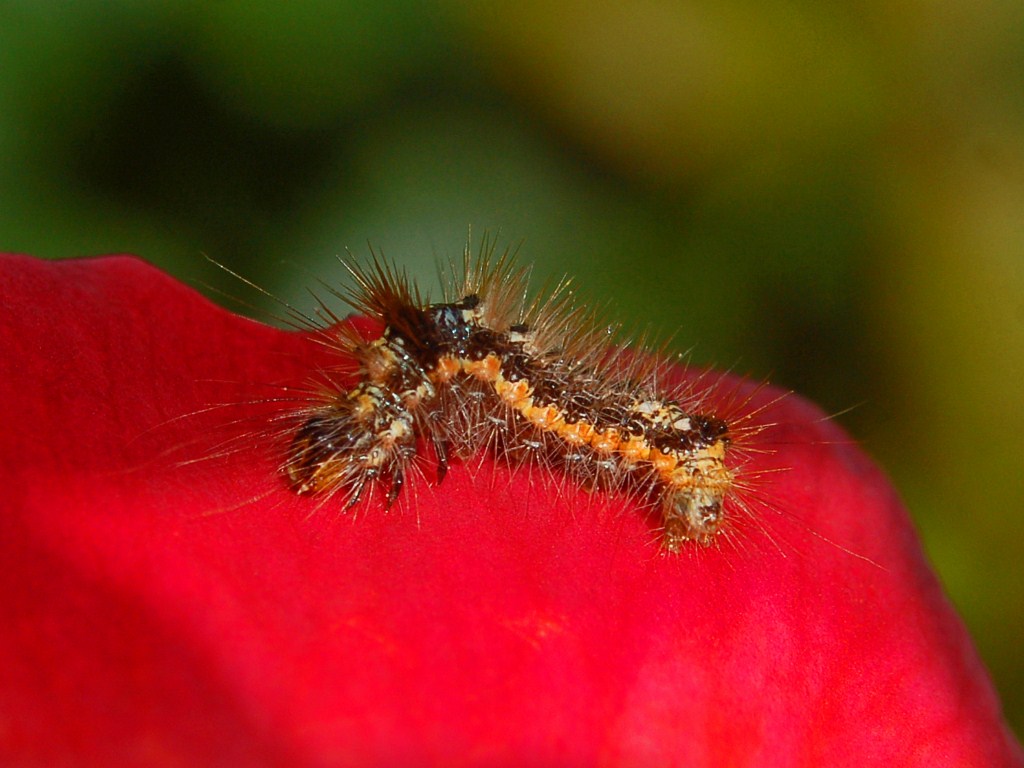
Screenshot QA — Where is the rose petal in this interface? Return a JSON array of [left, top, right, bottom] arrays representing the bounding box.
[[0, 253, 1020, 767]]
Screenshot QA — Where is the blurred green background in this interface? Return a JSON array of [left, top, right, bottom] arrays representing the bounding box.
[[3, 0, 1022, 737]]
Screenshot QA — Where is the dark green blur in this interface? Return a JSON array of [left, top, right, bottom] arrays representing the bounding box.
[[3, 1, 1022, 736]]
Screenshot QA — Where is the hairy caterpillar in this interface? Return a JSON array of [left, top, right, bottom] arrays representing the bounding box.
[[278, 243, 756, 553]]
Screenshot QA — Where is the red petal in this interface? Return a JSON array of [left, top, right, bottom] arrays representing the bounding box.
[[1, 253, 1020, 767]]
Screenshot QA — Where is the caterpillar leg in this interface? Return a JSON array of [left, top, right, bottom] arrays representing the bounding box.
[[284, 383, 419, 507]]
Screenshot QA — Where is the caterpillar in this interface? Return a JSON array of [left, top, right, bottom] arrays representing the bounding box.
[[279, 243, 752, 553]]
